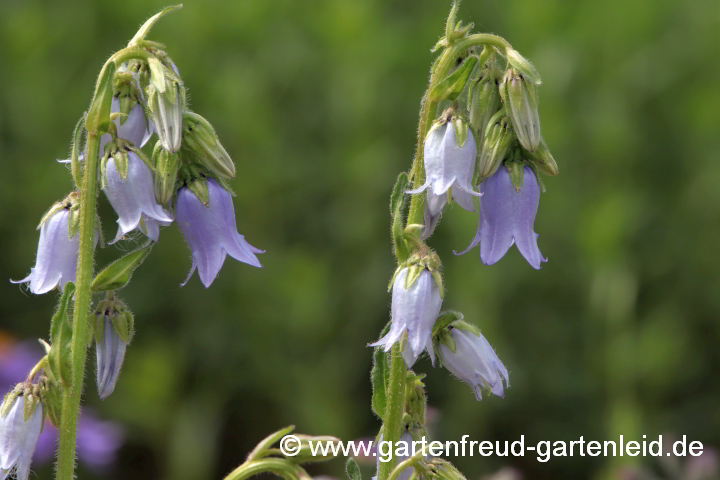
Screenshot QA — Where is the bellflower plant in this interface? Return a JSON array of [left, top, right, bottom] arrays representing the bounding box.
[[367, 4, 558, 480], [0, 396, 43, 480], [4, 8, 291, 480]]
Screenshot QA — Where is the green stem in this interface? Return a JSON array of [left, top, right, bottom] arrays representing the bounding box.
[[224, 459, 297, 480], [55, 132, 100, 480], [378, 343, 408, 480]]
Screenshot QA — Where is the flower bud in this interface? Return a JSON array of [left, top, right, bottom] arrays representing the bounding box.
[[477, 112, 514, 179], [152, 143, 181, 204], [0, 394, 44, 480], [147, 59, 184, 153], [468, 70, 501, 142], [505, 48, 541, 85], [94, 299, 134, 399], [182, 111, 236, 180], [370, 253, 443, 368], [435, 323, 509, 400], [501, 68, 541, 152], [528, 140, 558, 176]]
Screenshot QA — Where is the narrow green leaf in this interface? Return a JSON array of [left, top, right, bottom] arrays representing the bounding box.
[[91, 242, 153, 292], [247, 425, 296, 461], [371, 346, 389, 418], [86, 62, 117, 136], [128, 5, 183, 47], [48, 283, 76, 387], [70, 114, 86, 186], [428, 56, 478, 103], [346, 458, 362, 480]]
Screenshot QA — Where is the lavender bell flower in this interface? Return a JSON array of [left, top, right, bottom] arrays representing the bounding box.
[[437, 327, 509, 400], [12, 206, 78, 294], [371, 267, 443, 368], [0, 397, 43, 480], [407, 120, 481, 238], [176, 179, 263, 287], [459, 165, 546, 269], [102, 152, 173, 242]]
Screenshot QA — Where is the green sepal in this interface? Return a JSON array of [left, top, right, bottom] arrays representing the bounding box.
[[23, 392, 40, 422], [345, 458, 362, 480], [153, 144, 181, 204], [428, 56, 478, 103], [390, 172, 410, 263], [148, 56, 167, 94], [452, 116, 469, 148], [112, 310, 135, 344], [91, 242, 153, 292], [450, 319, 481, 337], [435, 328, 456, 354], [505, 48, 542, 85], [70, 114, 86, 187], [509, 161, 525, 191], [128, 5, 183, 47], [432, 311, 464, 336], [187, 177, 210, 206], [48, 282, 76, 388], [86, 62, 117, 136]]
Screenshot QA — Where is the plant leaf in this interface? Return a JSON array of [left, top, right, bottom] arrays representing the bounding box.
[[428, 56, 478, 103], [346, 458, 362, 480], [48, 283, 76, 387], [128, 5, 183, 47], [91, 242, 153, 292]]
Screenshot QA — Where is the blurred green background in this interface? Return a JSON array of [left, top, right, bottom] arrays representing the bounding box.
[[2, 0, 720, 479]]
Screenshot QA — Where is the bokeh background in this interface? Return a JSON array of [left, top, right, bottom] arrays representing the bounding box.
[[1, 0, 720, 479]]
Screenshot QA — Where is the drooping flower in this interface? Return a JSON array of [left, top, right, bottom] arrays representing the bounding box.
[[459, 165, 546, 269], [12, 201, 80, 294], [371, 266, 443, 368], [95, 313, 129, 400], [407, 119, 481, 238], [0, 396, 43, 480], [176, 179, 263, 287], [436, 327, 509, 400], [102, 151, 173, 242]]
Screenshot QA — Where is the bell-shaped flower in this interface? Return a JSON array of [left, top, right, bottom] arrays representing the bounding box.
[[370, 266, 443, 368], [102, 151, 173, 243], [12, 201, 80, 294], [0, 396, 43, 480], [95, 311, 131, 400], [437, 327, 509, 400], [176, 178, 263, 288], [407, 120, 481, 238], [459, 165, 546, 269]]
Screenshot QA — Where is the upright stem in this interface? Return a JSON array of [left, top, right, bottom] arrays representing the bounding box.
[[55, 132, 100, 480], [377, 344, 409, 480], [380, 34, 511, 480]]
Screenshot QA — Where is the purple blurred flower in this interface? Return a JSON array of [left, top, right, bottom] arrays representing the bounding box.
[[176, 179, 263, 288], [0, 396, 43, 480], [459, 165, 546, 269], [102, 152, 172, 243], [408, 121, 480, 238], [370, 267, 442, 368], [437, 328, 509, 400], [11, 208, 78, 294]]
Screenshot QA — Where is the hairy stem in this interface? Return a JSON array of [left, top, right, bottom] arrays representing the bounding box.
[[55, 132, 100, 480], [378, 343, 408, 480]]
